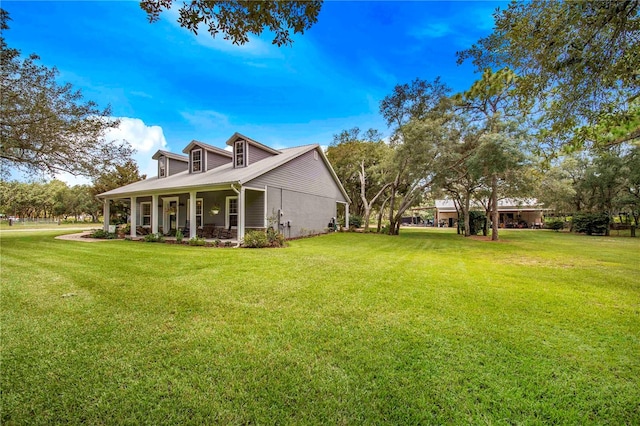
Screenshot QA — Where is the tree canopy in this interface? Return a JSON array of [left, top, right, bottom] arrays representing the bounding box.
[[140, 0, 323, 47], [0, 9, 133, 178], [457, 0, 640, 150]]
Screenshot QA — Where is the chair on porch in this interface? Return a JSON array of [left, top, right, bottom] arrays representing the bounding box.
[[181, 220, 190, 236], [202, 224, 216, 239]]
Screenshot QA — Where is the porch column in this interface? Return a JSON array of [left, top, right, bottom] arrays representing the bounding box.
[[103, 199, 110, 232], [238, 186, 245, 241], [151, 194, 159, 234], [263, 186, 268, 228], [130, 196, 137, 238], [189, 190, 197, 239], [345, 203, 350, 229]]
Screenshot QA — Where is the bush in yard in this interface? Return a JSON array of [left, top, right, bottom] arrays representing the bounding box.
[[175, 229, 184, 243], [349, 215, 363, 228], [243, 230, 269, 248], [143, 233, 165, 243], [545, 218, 565, 231], [188, 236, 205, 246], [572, 213, 610, 235], [267, 227, 286, 247], [89, 229, 117, 239]]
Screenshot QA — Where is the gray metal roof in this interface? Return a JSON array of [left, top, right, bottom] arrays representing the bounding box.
[[182, 140, 233, 157], [435, 198, 544, 212], [151, 149, 188, 162], [224, 132, 281, 155], [98, 144, 348, 199]]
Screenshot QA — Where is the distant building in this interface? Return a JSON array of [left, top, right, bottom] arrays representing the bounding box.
[[434, 199, 546, 228]]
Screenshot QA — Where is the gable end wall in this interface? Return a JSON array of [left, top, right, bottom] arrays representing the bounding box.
[[247, 150, 346, 201], [248, 149, 346, 238]]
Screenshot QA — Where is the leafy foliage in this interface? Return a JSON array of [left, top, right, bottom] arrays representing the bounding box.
[[457, 1, 640, 150], [188, 236, 205, 246], [572, 213, 610, 235], [378, 77, 458, 235], [348, 215, 363, 229], [544, 218, 565, 231], [0, 9, 133, 177], [0, 179, 99, 221], [88, 229, 117, 239], [467, 211, 486, 235], [243, 228, 286, 248], [143, 233, 165, 243], [92, 160, 146, 224], [243, 230, 269, 248], [140, 0, 322, 47], [325, 128, 391, 231], [455, 68, 529, 241]]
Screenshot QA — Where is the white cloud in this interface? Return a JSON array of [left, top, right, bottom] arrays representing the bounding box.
[[194, 31, 284, 59], [106, 117, 167, 155], [410, 22, 453, 39], [181, 110, 231, 131], [56, 117, 167, 185]]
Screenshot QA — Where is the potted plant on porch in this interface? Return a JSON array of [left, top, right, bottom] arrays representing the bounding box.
[[209, 205, 220, 216]]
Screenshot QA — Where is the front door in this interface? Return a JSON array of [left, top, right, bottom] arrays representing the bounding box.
[[162, 197, 179, 234], [169, 201, 177, 231]]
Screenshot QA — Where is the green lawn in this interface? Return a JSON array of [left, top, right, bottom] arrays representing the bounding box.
[[1, 229, 639, 424]]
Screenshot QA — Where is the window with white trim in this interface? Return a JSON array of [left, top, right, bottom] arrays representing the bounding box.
[[234, 141, 245, 167], [158, 156, 166, 177], [141, 202, 151, 227], [187, 198, 204, 228], [191, 149, 202, 173], [226, 196, 238, 228]]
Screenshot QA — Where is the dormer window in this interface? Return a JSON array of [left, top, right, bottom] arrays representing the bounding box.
[[235, 141, 246, 167], [191, 148, 202, 173], [158, 156, 166, 177]]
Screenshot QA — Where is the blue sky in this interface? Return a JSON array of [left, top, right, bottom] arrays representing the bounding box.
[[3, 1, 505, 182]]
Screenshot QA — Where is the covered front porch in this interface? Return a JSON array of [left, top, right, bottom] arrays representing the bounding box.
[[102, 184, 267, 241]]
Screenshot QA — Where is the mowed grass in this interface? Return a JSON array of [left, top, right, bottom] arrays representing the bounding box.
[[1, 229, 639, 424]]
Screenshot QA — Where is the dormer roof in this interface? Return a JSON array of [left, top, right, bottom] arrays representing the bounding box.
[[224, 132, 281, 155], [151, 150, 188, 162], [182, 140, 232, 158]]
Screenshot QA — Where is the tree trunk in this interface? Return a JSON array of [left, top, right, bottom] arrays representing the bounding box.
[[387, 178, 398, 235], [491, 173, 499, 241], [454, 200, 461, 235], [463, 193, 471, 237], [363, 207, 371, 232], [377, 197, 389, 233]]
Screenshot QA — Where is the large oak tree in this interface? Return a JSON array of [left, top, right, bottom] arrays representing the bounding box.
[[0, 9, 133, 178], [140, 0, 322, 46], [457, 0, 640, 150]]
